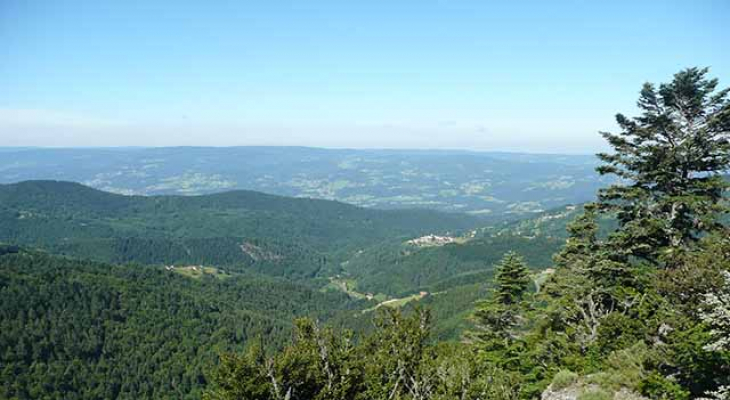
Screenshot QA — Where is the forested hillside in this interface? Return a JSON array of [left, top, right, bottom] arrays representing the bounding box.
[[339, 235, 560, 295], [0, 180, 479, 278], [0, 180, 567, 347], [0, 247, 359, 399]]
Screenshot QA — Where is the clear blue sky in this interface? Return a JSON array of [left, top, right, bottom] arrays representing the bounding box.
[[1, 0, 728, 152]]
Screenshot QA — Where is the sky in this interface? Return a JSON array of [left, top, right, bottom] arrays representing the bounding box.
[[1, 0, 728, 153]]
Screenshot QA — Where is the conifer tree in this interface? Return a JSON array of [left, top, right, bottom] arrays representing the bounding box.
[[493, 251, 530, 306], [551, 204, 634, 289], [470, 252, 531, 361], [596, 67, 730, 264], [553, 204, 600, 271]]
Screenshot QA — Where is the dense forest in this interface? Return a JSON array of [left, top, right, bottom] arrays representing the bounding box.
[[0, 179, 482, 255], [0, 180, 483, 278], [1, 68, 729, 399], [0, 248, 361, 399]]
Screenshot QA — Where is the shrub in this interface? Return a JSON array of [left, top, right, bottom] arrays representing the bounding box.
[[597, 343, 647, 390], [551, 369, 579, 390], [639, 372, 690, 400]]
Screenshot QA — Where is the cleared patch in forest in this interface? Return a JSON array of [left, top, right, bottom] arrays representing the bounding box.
[[167, 265, 230, 280]]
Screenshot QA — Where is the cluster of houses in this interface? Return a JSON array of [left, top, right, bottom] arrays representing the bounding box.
[[406, 234, 457, 247]]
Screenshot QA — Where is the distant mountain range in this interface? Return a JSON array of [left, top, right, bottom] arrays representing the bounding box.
[[0, 147, 614, 215]]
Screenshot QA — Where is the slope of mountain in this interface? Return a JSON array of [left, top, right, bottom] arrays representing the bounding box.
[[481, 204, 616, 239], [327, 233, 565, 341], [0, 181, 587, 398], [338, 235, 562, 296], [0, 247, 358, 399], [0, 179, 584, 296], [2, 181, 617, 363], [0, 147, 612, 215], [0, 181, 480, 279]]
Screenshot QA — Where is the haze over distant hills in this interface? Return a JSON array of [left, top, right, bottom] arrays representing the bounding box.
[[0, 147, 613, 216]]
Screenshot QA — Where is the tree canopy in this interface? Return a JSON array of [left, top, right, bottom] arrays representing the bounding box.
[[596, 67, 730, 264]]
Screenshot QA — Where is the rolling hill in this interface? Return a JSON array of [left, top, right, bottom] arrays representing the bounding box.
[[0, 180, 480, 279]]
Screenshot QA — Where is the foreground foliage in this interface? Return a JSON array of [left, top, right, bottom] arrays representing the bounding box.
[[206, 309, 520, 400]]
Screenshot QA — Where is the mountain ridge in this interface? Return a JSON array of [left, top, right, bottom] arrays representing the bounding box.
[[0, 180, 482, 279]]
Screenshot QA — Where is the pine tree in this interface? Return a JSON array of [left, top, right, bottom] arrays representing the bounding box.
[[551, 204, 635, 290], [469, 252, 531, 362], [494, 252, 530, 306], [596, 67, 730, 265], [541, 206, 629, 351], [553, 204, 600, 271]]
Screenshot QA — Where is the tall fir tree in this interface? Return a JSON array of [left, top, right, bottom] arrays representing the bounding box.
[[596, 67, 730, 265], [493, 251, 530, 306], [469, 252, 531, 365], [552, 203, 600, 272]]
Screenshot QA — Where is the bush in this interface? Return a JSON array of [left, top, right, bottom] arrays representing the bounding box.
[[586, 343, 648, 391], [639, 372, 690, 400], [551, 369, 579, 390]]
